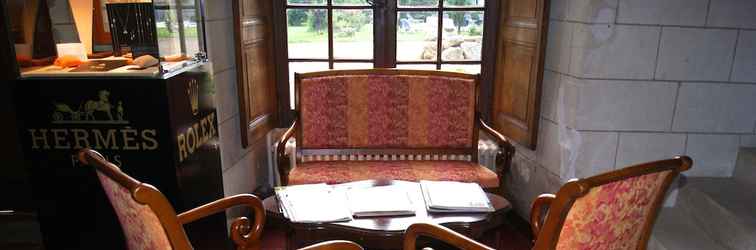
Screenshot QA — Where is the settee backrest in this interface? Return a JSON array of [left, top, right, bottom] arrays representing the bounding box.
[[295, 69, 480, 161]]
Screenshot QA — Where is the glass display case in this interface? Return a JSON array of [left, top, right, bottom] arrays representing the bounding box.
[[11, 0, 207, 78]]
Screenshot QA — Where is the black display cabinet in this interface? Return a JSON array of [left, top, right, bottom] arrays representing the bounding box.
[[14, 64, 230, 250], [7, 0, 228, 248]]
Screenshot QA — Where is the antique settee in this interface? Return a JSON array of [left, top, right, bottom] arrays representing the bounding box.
[[276, 69, 515, 192]]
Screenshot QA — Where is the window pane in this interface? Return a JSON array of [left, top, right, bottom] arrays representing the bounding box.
[[333, 0, 369, 6], [289, 62, 329, 108], [398, 0, 439, 7], [334, 10, 373, 59], [155, 8, 182, 57], [441, 64, 480, 74], [396, 64, 437, 70], [443, 0, 484, 7], [287, 0, 326, 5], [181, 1, 200, 58], [288, 9, 328, 59], [334, 62, 373, 69], [441, 11, 483, 61], [397, 11, 438, 62]]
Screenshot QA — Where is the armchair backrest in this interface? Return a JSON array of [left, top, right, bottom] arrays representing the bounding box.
[[295, 69, 480, 162], [79, 149, 192, 250], [533, 156, 692, 250]]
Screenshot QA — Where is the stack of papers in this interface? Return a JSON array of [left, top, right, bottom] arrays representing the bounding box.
[[346, 186, 415, 217], [274, 183, 353, 223], [420, 180, 494, 213]]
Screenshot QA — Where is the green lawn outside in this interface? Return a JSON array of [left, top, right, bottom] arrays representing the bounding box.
[[287, 25, 429, 43], [157, 27, 198, 39]]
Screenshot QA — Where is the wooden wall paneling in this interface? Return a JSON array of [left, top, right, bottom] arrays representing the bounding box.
[[234, 0, 279, 148], [491, 0, 549, 149]]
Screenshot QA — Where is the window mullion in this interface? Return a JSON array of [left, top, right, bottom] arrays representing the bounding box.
[[375, 0, 397, 68], [327, 0, 334, 69], [436, 1, 443, 70]]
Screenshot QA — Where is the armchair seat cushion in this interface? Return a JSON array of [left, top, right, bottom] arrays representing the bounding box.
[[288, 161, 499, 188]]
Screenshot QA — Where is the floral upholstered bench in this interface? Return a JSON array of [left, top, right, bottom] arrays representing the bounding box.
[[276, 69, 515, 192]]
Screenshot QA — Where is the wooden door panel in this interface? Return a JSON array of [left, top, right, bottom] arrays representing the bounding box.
[[240, 0, 262, 16], [509, 0, 537, 18], [234, 0, 278, 147], [491, 0, 549, 149], [503, 26, 537, 44], [241, 18, 265, 44], [501, 43, 534, 121]]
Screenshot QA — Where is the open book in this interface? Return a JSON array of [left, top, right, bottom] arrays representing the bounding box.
[[420, 180, 494, 213], [274, 183, 353, 223], [345, 186, 415, 217]]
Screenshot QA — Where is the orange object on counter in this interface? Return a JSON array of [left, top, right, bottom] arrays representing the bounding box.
[[16, 55, 33, 67], [54, 55, 85, 68], [162, 54, 189, 62]]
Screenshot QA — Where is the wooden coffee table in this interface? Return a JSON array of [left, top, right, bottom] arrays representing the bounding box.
[[263, 180, 511, 250]]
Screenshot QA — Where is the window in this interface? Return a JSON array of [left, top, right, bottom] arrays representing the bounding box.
[[281, 0, 488, 108], [395, 0, 484, 73], [285, 0, 375, 107]]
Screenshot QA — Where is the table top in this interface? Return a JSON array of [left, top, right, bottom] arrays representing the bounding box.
[[263, 179, 511, 233]]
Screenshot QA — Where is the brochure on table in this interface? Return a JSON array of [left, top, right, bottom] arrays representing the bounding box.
[[346, 185, 415, 217], [275, 181, 494, 223], [420, 180, 494, 213], [274, 183, 353, 223]]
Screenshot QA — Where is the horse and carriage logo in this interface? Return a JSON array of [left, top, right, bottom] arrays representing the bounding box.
[[52, 90, 128, 124]]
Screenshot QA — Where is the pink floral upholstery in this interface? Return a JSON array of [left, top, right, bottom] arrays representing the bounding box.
[[299, 74, 476, 149], [288, 161, 499, 188], [97, 172, 172, 250], [555, 171, 671, 250]]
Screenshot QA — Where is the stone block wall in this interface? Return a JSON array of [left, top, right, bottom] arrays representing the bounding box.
[[204, 1, 271, 221], [506, 0, 756, 217]]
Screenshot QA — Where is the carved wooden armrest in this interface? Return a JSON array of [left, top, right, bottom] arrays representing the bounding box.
[[530, 194, 555, 241], [403, 223, 495, 250], [477, 114, 516, 187], [298, 240, 363, 250], [277, 120, 297, 185], [177, 194, 265, 250]]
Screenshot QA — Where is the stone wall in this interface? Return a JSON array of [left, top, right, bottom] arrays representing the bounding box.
[[506, 0, 756, 218], [205, 1, 271, 221]]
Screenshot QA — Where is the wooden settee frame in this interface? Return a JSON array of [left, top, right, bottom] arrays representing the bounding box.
[[276, 69, 515, 192]]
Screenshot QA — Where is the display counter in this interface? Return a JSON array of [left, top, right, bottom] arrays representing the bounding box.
[[7, 1, 231, 249]]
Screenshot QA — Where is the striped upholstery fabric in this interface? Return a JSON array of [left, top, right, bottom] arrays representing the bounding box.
[[299, 74, 477, 149]]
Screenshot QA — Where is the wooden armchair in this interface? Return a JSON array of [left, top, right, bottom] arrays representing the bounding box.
[[277, 69, 515, 193], [78, 149, 362, 250], [403, 156, 693, 250]]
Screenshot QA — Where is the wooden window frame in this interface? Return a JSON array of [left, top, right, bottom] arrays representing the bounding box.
[[273, 0, 501, 124], [284, 2, 376, 68], [394, 1, 485, 70]]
